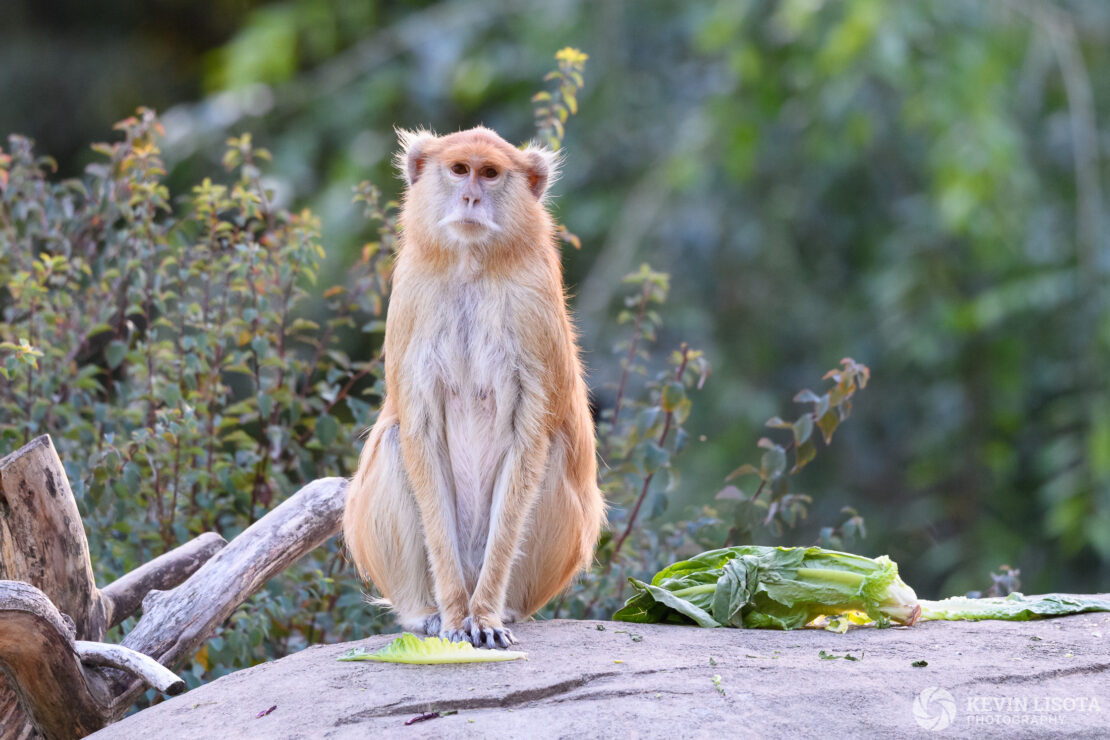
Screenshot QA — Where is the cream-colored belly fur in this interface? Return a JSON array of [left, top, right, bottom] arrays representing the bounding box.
[[436, 277, 517, 589]]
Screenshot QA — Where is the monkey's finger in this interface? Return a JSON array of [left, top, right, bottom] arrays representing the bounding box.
[[493, 628, 516, 648]]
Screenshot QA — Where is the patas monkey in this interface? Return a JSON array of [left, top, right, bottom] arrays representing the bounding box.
[[343, 126, 603, 648]]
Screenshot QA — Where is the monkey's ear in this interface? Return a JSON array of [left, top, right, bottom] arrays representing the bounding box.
[[520, 144, 563, 200], [394, 127, 437, 186]]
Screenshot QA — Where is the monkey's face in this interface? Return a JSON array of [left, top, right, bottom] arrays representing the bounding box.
[[434, 152, 510, 244], [396, 127, 560, 250]]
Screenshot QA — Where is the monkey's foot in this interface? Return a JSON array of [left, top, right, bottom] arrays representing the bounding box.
[[439, 615, 515, 648], [455, 615, 517, 649]]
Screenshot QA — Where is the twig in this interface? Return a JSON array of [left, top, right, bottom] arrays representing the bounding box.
[[75, 641, 185, 697], [606, 344, 690, 570]]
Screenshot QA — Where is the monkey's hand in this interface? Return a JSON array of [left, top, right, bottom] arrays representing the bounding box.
[[443, 614, 517, 649]]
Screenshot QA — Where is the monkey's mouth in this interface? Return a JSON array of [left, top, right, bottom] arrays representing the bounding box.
[[441, 215, 502, 234]]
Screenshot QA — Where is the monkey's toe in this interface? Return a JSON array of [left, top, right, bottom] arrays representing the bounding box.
[[441, 627, 470, 644], [463, 616, 516, 649], [475, 626, 515, 648]]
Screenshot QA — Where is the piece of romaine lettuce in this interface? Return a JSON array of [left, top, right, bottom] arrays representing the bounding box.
[[918, 593, 1110, 621], [338, 633, 527, 664], [613, 545, 920, 629]]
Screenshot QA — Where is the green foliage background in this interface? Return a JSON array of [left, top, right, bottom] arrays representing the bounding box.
[[3, 0, 1110, 682]]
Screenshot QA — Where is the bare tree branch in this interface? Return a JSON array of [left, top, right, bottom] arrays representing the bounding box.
[[74, 642, 184, 698], [100, 533, 227, 629]]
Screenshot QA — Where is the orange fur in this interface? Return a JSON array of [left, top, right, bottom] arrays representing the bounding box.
[[343, 127, 603, 645]]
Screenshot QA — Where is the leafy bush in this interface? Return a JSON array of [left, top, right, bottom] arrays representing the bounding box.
[[0, 109, 389, 685]]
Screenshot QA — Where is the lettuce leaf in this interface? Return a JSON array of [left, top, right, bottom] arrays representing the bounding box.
[[338, 633, 527, 664], [919, 593, 1110, 621], [614, 545, 920, 629]]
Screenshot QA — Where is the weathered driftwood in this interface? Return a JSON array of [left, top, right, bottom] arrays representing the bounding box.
[[0, 433, 347, 738], [106, 476, 348, 718], [73, 643, 183, 697], [0, 582, 109, 740], [99, 533, 226, 630], [0, 436, 229, 739], [0, 582, 193, 740], [0, 436, 108, 740], [0, 436, 105, 639]]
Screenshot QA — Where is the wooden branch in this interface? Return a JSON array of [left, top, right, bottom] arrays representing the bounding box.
[[0, 435, 347, 733], [0, 582, 110, 740], [0, 434, 229, 738], [0, 435, 105, 639], [74, 642, 184, 697], [100, 532, 227, 629], [107, 477, 348, 718], [0, 435, 107, 739]]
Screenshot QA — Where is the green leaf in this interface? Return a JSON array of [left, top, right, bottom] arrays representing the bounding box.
[[794, 389, 820, 404], [817, 410, 839, 444], [765, 416, 792, 430], [642, 441, 669, 474], [792, 440, 816, 473], [122, 461, 141, 495], [564, 90, 578, 115], [725, 463, 759, 481], [919, 593, 1110, 621], [611, 590, 669, 623], [315, 413, 339, 446], [221, 430, 256, 448], [337, 633, 526, 664], [622, 578, 721, 628], [258, 393, 274, 419], [793, 414, 813, 446], [661, 381, 685, 412], [106, 340, 128, 369], [759, 443, 787, 480], [715, 485, 746, 501]]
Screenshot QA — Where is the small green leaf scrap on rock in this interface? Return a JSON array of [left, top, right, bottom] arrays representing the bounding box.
[[338, 633, 527, 664]]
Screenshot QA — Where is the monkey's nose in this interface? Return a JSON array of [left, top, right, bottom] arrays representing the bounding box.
[[463, 194, 481, 206]]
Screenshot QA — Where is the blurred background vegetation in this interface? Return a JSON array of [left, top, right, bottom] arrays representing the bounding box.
[[2, 0, 1109, 683]]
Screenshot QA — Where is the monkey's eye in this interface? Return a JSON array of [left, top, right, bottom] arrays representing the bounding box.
[[451, 163, 469, 176], [480, 166, 499, 179]]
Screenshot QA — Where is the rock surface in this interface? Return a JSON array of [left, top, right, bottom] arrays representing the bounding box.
[[90, 614, 1110, 739]]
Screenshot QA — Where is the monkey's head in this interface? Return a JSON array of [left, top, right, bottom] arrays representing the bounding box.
[[396, 126, 560, 249]]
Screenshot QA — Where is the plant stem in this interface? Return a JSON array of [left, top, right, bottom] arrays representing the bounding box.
[[606, 344, 690, 572], [795, 567, 866, 588], [610, 281, 651, 431], [672, 584, 716, 597]]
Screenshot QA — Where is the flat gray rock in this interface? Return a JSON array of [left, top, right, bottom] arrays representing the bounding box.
[[90, 613, 1110, 738]]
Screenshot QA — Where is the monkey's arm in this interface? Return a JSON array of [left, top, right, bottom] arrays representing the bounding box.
[[395, 388, 473, 636], [465, 297, 567, 646], [386, 278, 472, 637], [467, 379, 551, 646]]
